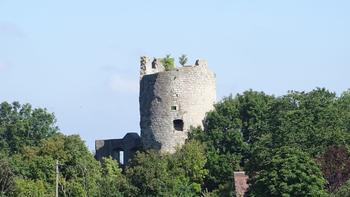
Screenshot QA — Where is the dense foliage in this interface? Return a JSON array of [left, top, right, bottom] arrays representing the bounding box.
[[1, 88, 350, 196], [247, 146, 327, 196], [191, 88, 350, 196], [0, 101, 58, 155], [125, 141, 207, 196]]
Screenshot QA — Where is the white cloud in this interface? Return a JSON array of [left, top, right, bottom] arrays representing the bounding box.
[[110, 74, 138, 93]]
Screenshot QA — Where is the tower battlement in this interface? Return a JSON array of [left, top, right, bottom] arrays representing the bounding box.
[[140, 56, 209, 77]]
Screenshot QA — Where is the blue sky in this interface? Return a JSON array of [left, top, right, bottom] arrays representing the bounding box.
[[0, 0, 349, 150]]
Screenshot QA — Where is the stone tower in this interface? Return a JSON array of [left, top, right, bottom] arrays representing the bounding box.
[[139, 56, 216, 153]]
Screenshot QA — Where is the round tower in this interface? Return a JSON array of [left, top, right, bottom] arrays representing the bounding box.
[[139, 56, 216, 153]]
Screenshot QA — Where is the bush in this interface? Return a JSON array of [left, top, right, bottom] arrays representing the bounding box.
[[161, 54, 175, 71]]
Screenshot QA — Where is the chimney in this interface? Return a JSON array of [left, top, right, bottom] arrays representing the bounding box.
[[234, 171, 249, 197]]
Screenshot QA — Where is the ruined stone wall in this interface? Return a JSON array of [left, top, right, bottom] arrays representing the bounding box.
[[140, 58, 216, 153], [95, 133, 141, 165]]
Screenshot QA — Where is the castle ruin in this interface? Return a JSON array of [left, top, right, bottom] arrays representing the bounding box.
[[140, 56, 216, 153], [95, 56, 216, 163]]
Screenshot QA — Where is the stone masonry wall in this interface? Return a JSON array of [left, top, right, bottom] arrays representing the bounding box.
[[139, 57, 216, 153]]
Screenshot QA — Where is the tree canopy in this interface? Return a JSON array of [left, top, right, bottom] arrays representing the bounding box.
[[125, 141, 207, 197], [246, 146, 327, 197], [0, 101, 58, 156], [2, 88, 350, 196], [190, 88, 350, 195]]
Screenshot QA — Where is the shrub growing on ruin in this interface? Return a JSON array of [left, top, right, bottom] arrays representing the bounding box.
[[179, 54, 188, 66], [161, 54, 175, 71]]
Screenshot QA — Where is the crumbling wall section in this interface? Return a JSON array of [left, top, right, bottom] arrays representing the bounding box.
[[95, 133, 141, 165]]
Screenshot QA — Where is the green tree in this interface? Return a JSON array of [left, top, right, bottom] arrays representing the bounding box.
[[125, 151, 175, 196], [42, 134, 101, 196], [244, 133, 274, 175], [179, 54, 188, 66], [236, 90, 275, 143], [126, 141, 208, 196], [12, 178, 47, 197], [247, 146, 327, 197], [338, 89, 350, 133], [99, 157, 134, 197], [171, 140, 208, 193], [269, 88, 350, 156], [190, 126, 244, 195], [0, 101, 58, 155], [188, 88, 350, 194], [190, 90, 272, 193], [161, 54, 175, 71], [9, 134, 101, 196]]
